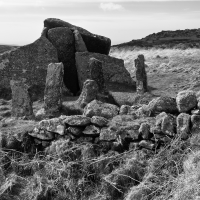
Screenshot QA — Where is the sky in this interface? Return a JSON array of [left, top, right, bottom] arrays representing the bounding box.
[[0, 0, 200, 46]]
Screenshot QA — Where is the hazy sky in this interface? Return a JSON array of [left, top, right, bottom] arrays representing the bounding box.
[[0, 0, 200, 46]]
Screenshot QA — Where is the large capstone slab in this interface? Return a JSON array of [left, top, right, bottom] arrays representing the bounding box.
[[0, 36, 58, 100], [44, 18, 111, 55], [47, 27, 79, 95], [75, 52, 133, 89]]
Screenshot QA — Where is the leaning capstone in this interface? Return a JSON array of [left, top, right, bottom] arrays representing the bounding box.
[[76, 79, 99, 109], [176, 90, 197, 113], [44, 63, 64, 117], [176, 113, 191, 139], [134, 54, 148, 94], [73, 29, 88, 52], [10, 80, 34, 119]]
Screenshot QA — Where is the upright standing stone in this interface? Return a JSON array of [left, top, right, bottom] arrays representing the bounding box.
[[44, 63, 64, 116], [89, 58, 107, 94], [48, 27, 79, 95], [134, 54, 147, 93], [10, 80, 33, 118]]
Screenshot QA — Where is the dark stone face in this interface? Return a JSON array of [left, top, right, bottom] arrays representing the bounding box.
[[0, 37, 58, 100], [44, 18, 111, 55], [48, 27, 79, 95]]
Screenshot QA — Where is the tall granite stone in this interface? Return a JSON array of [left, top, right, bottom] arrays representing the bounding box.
[[0, 36, 58, 100], [10, 80, 33, 118], [44, 18, 111, 55], [44, 63, 64, 116], [134, 54, 148, 94], [89, 58, 107, 94], [75, 52, 133, 90], [47, 27, 79, 95]]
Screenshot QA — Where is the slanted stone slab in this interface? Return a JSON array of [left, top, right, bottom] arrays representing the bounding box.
[[44, 62, 64, 116], [76, 79, 99, 109], [73, 29, 88, 52], [64, 115, 91, 126], [44, 18, 111, 55], [48, 27, 79, 95], [10, 80, 33, 118], [0, 37, 58, 99], [75, 52, 133, 89], [91, 116, 109, 127]]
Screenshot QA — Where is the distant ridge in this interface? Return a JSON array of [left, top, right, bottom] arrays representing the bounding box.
[[112, 28, 200, 49], [0, 45, 18, 54]]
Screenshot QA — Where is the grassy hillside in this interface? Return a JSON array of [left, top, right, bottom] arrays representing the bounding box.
[[110, 47, 200, 97]]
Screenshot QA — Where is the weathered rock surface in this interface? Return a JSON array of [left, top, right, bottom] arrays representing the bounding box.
[[41, 27, 48, 37], [44, 18, 111, 55], [36, 118, 65, 135], [89, 58, 107, 94], [29, 129, 55, 140], [134, 54, 148, 93], [100, 127, 117, 141], [176, 113, 191, 139], [47, 27, 79, 95], [76, 79, 99, 109], [44, 63, 64, 116], [139, 123, 151, 140], [191, 114, 200, 134], [64, 115, 91, 126], [91, 116, 109, 127], [156, 112, 176, 136], [73, 29, 88, 52], [139, 140, 155, 150], [176, 90, 197, 113], [10, 80, 34, 118], [67, 127, 83, 137], [83, 125, 100, 136], [75, 52, 133, 89], [0, 37, 58, 100], [147, 96, 178, 115], [83, 100, 119, 119]]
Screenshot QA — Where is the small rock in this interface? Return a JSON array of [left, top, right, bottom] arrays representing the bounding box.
[[139, 123, 151, 140], [83, 100, 119, 119], [156, 112, 176, 136], [100, 127, 117, 141], [176, 90, 197, 113], [64, 115, 91, 126], [91, 116, 108, 127], [176, 113, 191, 139], [67, 127, 83, 137], [83, 125, 100, 136], [191, 109, 200, 115], [191, 114, 200, 134], [147, 96, 178, 115], [139, 140, 155, 150], [38, 118, 65, 135], [29, 128, 55, 140], [119, 105, 131, 115], [75, 136, 93, 144]]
